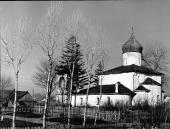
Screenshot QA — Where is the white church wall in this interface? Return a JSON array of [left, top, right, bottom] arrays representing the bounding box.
[[123, 52, 141, 66], [71, 94, 131, 107], [132, 92, 148, 106], [143, 85, 161, 105], [131, 73, 162, 105], [138, 74, 161, 84], [99, 73, 135, 91]]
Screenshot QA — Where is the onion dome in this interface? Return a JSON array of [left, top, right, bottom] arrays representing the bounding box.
[[122, 27, 143, 53]]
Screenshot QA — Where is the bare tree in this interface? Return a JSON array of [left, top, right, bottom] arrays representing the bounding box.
[[64, 9, 88, 128], [0, 17, 32, 129], [0, 76, 14, 90], [35, 2, 63, 129], [0, 75, 14, 107], [82, 24, 107, 127], [142, 43, 169, 72], [83, 47, 101, 126], [142, 43, 170, 88], [94, 59, 105, 126], [64, 9, 108, 127], [67, 56, 75, 129], [82, 33, 105, 126], [33, 59, 58, 96]]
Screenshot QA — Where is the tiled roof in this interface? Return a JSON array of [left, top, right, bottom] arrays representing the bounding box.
[[134, 85, 150, 92], [102, 64, 163, 76], [141, 77, 161, 86], [76, 82, 135, 96]]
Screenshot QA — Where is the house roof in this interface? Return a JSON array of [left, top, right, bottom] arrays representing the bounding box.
[[102, 64, 163, 76], [76, 82, 135, 96], [3, 90, 29, 101], [9, 91, 28, 101], [141, 77, 161, 86], [134, 85, 150, 92]]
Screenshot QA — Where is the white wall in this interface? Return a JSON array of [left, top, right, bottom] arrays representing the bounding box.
[[71, 94, 131, 107], [138, 74, 161, 84], [123, 52, 141, 66], [99, 73, 135, 91], [132, 92, 148, 105], [143, 85, 161, 105], [99, 72, 162, 105], [132, 85, 162, 105]]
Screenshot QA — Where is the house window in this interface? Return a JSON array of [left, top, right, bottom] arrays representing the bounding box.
[[80, 97, 83, 105], [96, 97, 100, 105]]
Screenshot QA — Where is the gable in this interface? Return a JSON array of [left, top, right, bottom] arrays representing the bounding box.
[[19, 93, 33, 101], [141, 77, 161, 86], [135, 85, 150, 92]]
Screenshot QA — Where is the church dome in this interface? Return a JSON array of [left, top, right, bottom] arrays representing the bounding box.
[[122, 28, 143, 54]]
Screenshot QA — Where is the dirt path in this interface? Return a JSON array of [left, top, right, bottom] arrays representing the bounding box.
[[3, 115, 42, 124], [2, 114, 59, 127]]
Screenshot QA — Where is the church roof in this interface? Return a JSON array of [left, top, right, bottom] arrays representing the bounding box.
[[134, 85, 150, 92], [102, 64, 163, 76], [122, 27, 143, 53], [141, 77, 161, 86], [76, 82, 135, 96]]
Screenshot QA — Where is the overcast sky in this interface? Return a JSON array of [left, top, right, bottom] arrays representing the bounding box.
[[1, 0, 170, 95]]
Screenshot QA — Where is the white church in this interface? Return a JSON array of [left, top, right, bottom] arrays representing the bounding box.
[[71, 29, 164, 106]]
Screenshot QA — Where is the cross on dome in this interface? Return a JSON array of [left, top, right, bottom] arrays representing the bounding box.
[[122, 27, 143, 54]]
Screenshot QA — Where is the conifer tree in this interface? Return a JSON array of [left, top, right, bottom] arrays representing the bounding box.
[[57, 35, 87, 101]]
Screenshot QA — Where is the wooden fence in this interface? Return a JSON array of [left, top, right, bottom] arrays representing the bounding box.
[[1, 106, 120, 122]]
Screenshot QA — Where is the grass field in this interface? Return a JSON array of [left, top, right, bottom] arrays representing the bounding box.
[[0, 118, 42, 127], [47, 116, 112, 125], [1, 112, 111, 128]]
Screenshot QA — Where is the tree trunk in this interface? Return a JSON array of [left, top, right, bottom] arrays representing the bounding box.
[[43, 87, 49, 129], [94, 75, 103, 125], [43, 60, 52, 129], [12, 73, 18, 129], [94, 84, 102, 125], [68, 75, 73, 129], [62, 92, 64, 105], [74, 92, 76, 107], [83, 75, 91, 127], [68, 63, 75, 129]]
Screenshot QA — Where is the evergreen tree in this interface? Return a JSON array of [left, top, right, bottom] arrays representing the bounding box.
[[57, 35, 87, 93]]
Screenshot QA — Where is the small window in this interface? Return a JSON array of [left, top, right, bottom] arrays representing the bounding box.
[[80, 97, 83, 105], [96, 97, 100, 105]]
